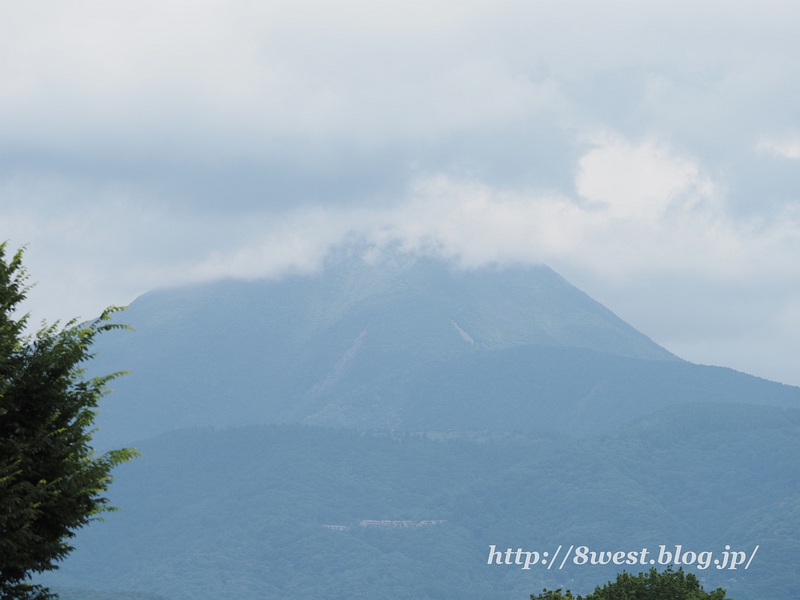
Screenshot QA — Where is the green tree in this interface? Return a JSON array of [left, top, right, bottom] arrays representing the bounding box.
[[532, 567, 730, 600], [531, 589, 578, 600], [0, 244, 138, 600]]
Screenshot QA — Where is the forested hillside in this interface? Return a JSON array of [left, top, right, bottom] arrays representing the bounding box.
[[43, 403, 799, 600]]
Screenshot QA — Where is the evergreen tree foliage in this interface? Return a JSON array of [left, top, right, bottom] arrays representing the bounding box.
[[531, 589, 578, 600], [532, 567, 731, 600], [0, 244, 137, 600]]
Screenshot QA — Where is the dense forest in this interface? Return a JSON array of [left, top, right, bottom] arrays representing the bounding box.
[[42, 402, 799, 599]]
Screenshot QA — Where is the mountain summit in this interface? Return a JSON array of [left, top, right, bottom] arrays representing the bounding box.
[[92, 255, 797, 446]]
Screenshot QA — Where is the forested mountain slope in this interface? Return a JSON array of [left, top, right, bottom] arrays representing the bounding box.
[[44, 404, 800, 600]]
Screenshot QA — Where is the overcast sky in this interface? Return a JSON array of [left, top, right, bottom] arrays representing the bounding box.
[[2, 0, 800, 385]]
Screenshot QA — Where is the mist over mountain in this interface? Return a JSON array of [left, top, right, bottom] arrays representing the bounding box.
[[91, 255, 798, 447]]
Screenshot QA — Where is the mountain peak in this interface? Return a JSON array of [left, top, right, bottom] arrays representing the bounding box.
[[92, 256, 695, 445]]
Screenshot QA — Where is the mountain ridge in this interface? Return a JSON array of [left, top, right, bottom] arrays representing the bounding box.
[[89, 255, 797, 446]]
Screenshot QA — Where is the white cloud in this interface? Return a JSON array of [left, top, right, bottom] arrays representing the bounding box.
[[757, 138, 800, 159], [9, 133, 800, 316], [575, 134, 711, 220], [344, 135, 795, 284], [156, 134, 799, 297], [0, 0, 564, 158], [2, 0, 798, 162]]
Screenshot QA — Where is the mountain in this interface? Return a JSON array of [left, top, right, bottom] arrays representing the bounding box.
[[40, 255, 800, 600], [90, 255, 800, 446], [42, 404, 800, 600]]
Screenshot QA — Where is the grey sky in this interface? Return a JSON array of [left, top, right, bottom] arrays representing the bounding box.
[[2, 0, 800, 385]]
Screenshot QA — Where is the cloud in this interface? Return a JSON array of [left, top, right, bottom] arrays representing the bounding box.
[[757, 138, 800, 159], [0, 0, 562, 158], [575, 134, 710, 220], [2, 0, 799, 165], [8, 133, 799, 312], [173, 134, 798, 287], [354, 135, 792, 283]]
